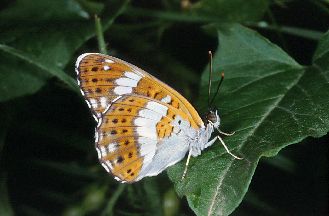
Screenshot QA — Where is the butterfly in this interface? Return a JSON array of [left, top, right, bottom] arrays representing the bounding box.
[[75, 53, 241, 183]]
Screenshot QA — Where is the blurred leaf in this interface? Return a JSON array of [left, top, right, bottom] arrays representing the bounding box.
[[76, 0, 105, 15], [127, 0, 269, 23], [39, 189, 73, 204], [19, 119, 91, 152], [0, 172, 13, 215], [311, 0, 329, 14], [101, 185, 126, 216], [0, 107, 13, 216], [0, 0, 90, 67], [0, 44, 77, 101], [191, 0, 269, 22], [0, 0, 88, 22], [168, 25, 329, 216], [0, 52, 48, 102], [125, 7, 214, 23], [142, 179, 163, 216], [0, 106, 9, 155], [62, 206, 84, 216], [0, 0, 129, 101], [33, 160, 99, 179], [163, 188, 180, 216], [250, 22, 324, 40], [0, 188, 13, 216], [5, 0, 128, 67], [233, 190, 283, 216], [83, 185, 108, 213], [62, 184, 108, 216], [20, 206, 47, 216], [313, 30, 329, 64], [262, 154, 296, 173]]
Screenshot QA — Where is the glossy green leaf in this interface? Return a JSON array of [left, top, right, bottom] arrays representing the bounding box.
[[167, 25, 329, 216]]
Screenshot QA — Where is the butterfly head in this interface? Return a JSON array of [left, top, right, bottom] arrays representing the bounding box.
[[204, 108, 220, 128]]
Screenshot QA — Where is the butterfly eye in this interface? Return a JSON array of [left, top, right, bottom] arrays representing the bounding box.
[[204, 110, 218, 124]]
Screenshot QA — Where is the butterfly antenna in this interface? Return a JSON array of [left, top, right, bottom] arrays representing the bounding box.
[[209, 72, 224, 106], [208, 51, 213, 107]]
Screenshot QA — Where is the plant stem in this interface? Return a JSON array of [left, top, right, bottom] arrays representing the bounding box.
[[101, 184, 126, 216], [95, 15, 108, 54]]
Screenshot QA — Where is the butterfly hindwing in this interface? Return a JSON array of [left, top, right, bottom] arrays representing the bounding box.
[[96, 94, 193, 182]]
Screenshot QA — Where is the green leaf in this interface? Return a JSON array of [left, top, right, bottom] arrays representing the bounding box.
[[167, 25, 329, 216], [191, 0, 269, 22], [141, 179, 163, 216], [250, 22, 324, 40], [163, 188, 180, 216], [0, 0, 129, 101], [0, 0, 88, 21], [313, 30, 329, 65], [127, 0, 269, 23], [33, 160, 99, 179], [0, 44, 77, 102], [0, 0, 91, 67], [101, 185, 126, 216]]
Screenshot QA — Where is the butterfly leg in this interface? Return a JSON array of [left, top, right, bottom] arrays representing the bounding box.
[[204, 136, 218, 148], [181, 149, 192, 180], [217, 136, 243, 160], [217, 128, 235, 136]]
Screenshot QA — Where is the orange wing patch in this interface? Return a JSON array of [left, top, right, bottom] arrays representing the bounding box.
[[133, 77, 201, 129], [134, 78, 180, 109], [76, 53, 204, 128], [155, 108, 181, 139], [95, 94, 196, 182], [96, 96, 148, 182], [133, 76, 203, 128], [101, 143, 142, 182], [76, 53, 138, 118]]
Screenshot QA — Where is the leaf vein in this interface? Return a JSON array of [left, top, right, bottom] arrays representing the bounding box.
[[227, 69, 288, 94], [206, 70, 305, 216]]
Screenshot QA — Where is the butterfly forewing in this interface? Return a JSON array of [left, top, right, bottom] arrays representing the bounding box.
[[76, 53, 203, 127], [76, 53, 140, 119]]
